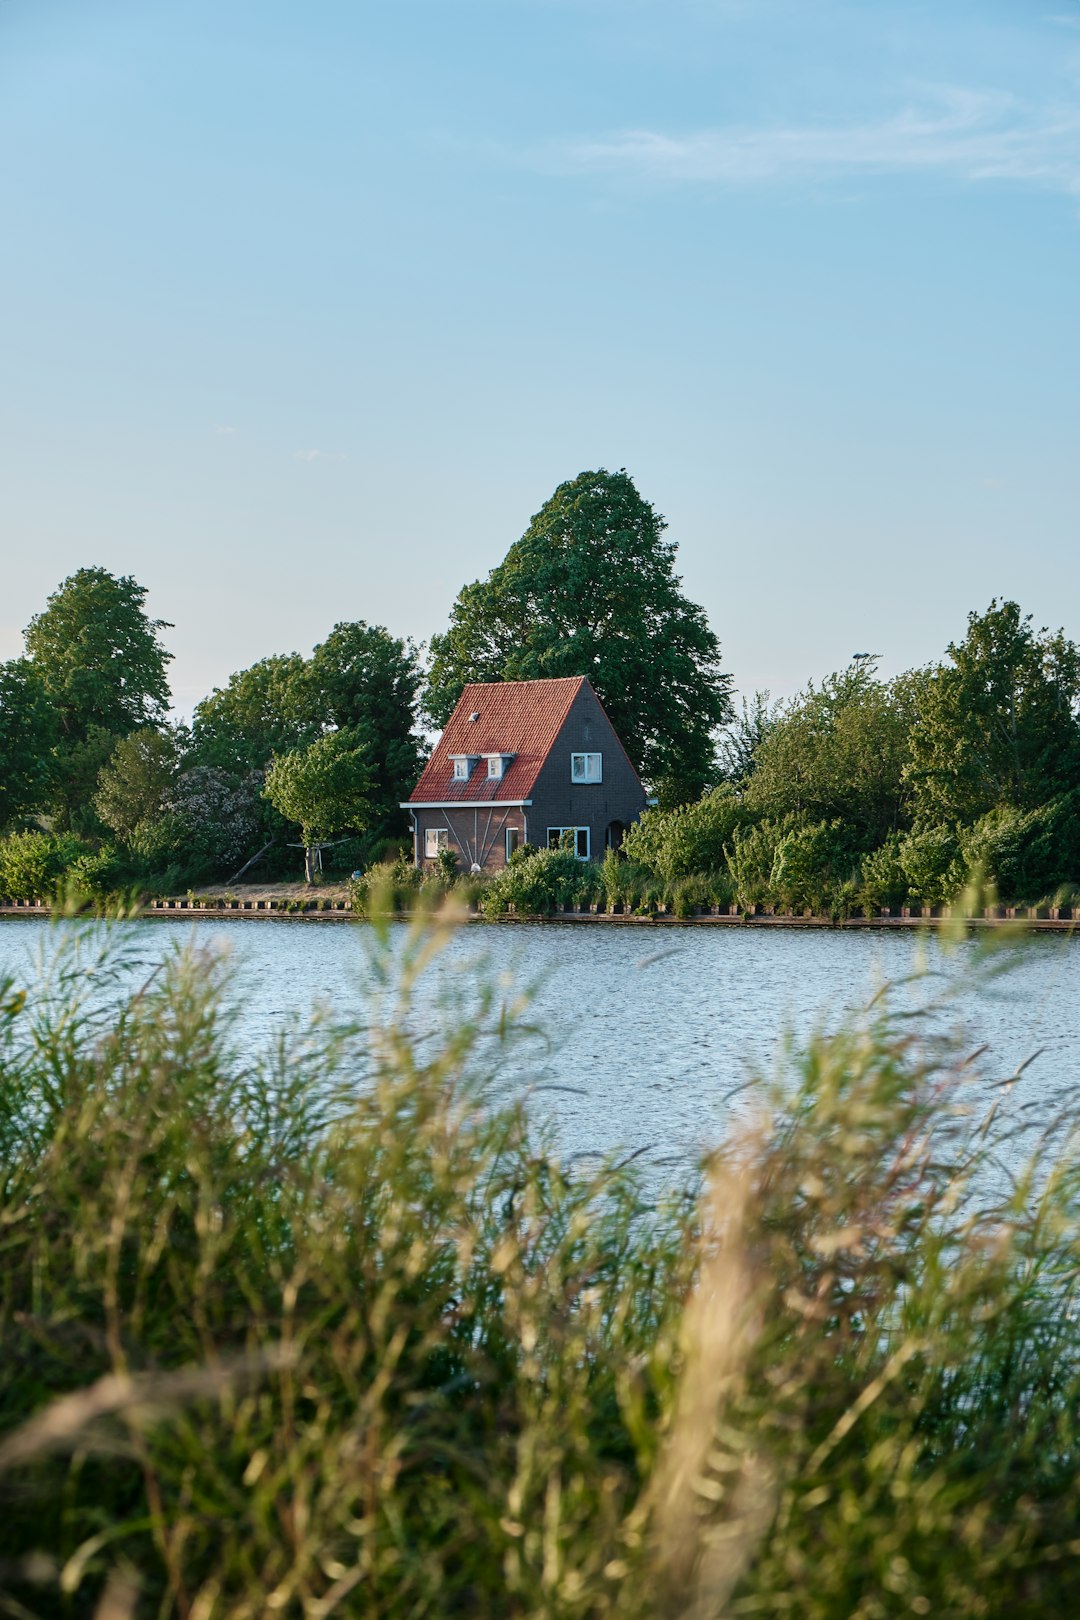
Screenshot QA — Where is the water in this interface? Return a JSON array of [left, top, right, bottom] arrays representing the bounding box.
[[1, 917, 1077, 1171]]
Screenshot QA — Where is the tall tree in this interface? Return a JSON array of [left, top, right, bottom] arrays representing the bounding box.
[[717, 691, 780, 787], [263, 730, 373, 882], [743, 663, 917, 849], [190, 654, 316, 774], [906, 600, 1080, 825], [192, 625, 422, 840], [94, 727, 184, 843], [0, 659, 58, 830], [24, 568, 173, 744], [307, 621, 423, 834], [424, 469, 732, 802]]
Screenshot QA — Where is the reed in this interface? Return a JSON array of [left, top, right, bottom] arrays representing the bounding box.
[[1, 914, 1078, 1617]]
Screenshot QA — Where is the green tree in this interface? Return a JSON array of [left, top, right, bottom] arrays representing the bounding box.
[[425, 469, 732, 801], [717, 691, 779, 787], [743, 663, 916, 850], [0, 659, 57, 830], [190, 654, 316, 774], [263, 730, 373, 881], [94, 727, 184, 844], [193, 626, 422, 843], [622, 783, 752, 882], [307, 621, 423, 836], [906, 601, 1080, 825], [24, 567, 173, 743]]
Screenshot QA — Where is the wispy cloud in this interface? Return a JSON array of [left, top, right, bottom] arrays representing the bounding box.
[[294, 448, 348, 463], [551, 86, 1080, 196]]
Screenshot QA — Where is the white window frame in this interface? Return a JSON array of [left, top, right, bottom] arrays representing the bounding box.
[[570, 752, 602, 783], [452, 757, 471, 781], [547, 826, 590, 860], [487, 755, 504, 780], [425, 827, 450, 858], [505, 826, 521, 862]]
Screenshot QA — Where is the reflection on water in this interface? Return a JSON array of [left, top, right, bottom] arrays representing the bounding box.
[[1, 918, 1077, 1172]]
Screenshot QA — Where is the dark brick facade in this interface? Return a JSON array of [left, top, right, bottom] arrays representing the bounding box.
[[407, 680, 646, 872]]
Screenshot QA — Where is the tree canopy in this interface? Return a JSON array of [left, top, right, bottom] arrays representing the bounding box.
[[906, 600, 1080, 825], [192, 623, 422, 839], [190, 654, 316, 774], [94, 727, 184, 844], [0, 659, 58, 831], [742, 663, 917, 851], [307, 621, 424, 831], [424, 469, 732, 801], [24, 567, 173, 744], [263, 729, 374, 879]]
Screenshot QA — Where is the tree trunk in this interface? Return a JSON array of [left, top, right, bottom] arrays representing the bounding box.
[[304, 845, 317, 883]]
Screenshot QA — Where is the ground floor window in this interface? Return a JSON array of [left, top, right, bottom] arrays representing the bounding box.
[[547, 826, 590, 860], [424, 826, 449, 858], [505, 826, 521, 862]]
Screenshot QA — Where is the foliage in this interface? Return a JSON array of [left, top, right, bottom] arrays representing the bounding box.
[[425, 468, 733, 798], [348, 854, 424, 915], [724, 816, 797, 910], [856, 833, 908, 913], [622, 783, 751, 883], [264, 729, 374, 848], [192, 625, 422, 844], [307, 621, 424, 836], [4, 928, 1080, 1616], [743, 663, 916, 849], [960, 790, 1080, 903], [907, 599, 1080, 824], [0, 659, 57, 830], [0, 830, 91, 900], [128, 766, 265, 884], [23, 566, 173, 745], [94, 726, 184, 842], [769, 818, 857, 915], [191, 653, 316, 773], [897, 823, 965, 905], [716, 689, 779, 786], [480, 845, 600, 915]]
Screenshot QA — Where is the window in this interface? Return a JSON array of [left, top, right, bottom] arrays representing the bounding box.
[[487, 755, 504, 779], [425, 827, 449, 858], [505, 826, 520, 862], [547, 827, 590, 860], [571, 752, 602, 783], [452, 757, 471, 780]]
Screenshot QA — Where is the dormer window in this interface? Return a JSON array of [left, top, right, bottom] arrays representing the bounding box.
[[450, 755, 477, 781], [571, 752, 602, 783], [487, 755, 504, 780]]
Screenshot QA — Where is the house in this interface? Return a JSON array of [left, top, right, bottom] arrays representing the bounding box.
[[402, 676, 647, 872]]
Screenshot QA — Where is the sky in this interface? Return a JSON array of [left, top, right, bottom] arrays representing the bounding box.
[[1, 0, 1078, 718]]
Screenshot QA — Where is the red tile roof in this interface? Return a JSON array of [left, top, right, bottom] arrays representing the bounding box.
[[408, 677, 586, 804]]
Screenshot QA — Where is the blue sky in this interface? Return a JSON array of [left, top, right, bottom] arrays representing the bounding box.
[[2, 0, 1078, 716]]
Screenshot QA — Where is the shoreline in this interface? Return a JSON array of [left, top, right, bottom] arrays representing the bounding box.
[[0, 899, 1076, 931]]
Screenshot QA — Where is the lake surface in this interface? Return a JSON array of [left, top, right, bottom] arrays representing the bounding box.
[[1, 917, 1077, 1174]]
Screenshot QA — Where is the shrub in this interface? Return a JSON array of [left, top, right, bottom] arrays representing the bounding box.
[[623, 783, 752, 883], [857, 833, 908, 913], [350, 854, 423, 915], [599, 848, 649, 910], [724, 815, 796, 910], [481, 846, 598, 915], [0, 830, 90, 900], [962, 791, 1080, 903], [769, 818, 855, 914], [898, 824, 966, 904]]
